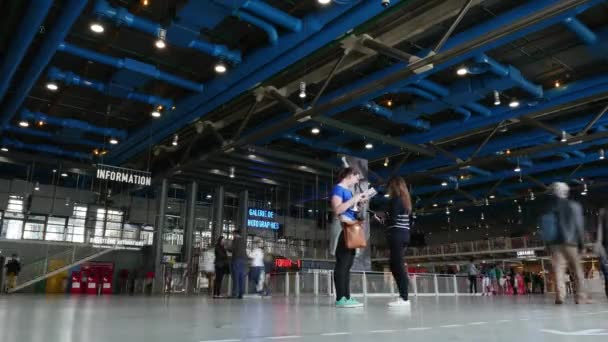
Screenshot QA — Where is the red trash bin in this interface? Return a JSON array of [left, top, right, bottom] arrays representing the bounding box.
[[85, 271, 99, 295], [70, 271, 82, 294]]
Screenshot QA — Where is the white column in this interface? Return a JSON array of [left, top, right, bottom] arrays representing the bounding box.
[[314, 271, 319, 296], [453, 275, 458, 296], [285, 272, 290, 297], [434, 274, 439, 296]]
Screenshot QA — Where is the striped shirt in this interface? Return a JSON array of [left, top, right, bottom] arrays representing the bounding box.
[[385, 197, 410, 230]]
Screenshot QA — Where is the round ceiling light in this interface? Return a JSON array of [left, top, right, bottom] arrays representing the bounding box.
[[19, 120, 29, 128], [310, 127, 320, 135], [109, 138, 119, 145], [90, 22, 104, 33], [365, 143, 373, 150], [46, 82, 59, 91], [155, 39, 166, 49], [214, 62, 227, 74], [151, 110, 161, 118]]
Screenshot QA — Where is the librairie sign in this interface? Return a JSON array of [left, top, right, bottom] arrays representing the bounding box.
[[96, 164, 151, 186], [247, 208, 280, 230]]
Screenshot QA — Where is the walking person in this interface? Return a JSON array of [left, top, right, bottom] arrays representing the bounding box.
[[595, 208, 608, 299], [330, 167, 367, 308], [467, 258, 478, 294], [201, 247, 215, 296], [481, 267, 491, 296], [382, 176, 412, 307], [541, 182, 592, 304], [5, 254, 21, 292], [248, 238, 265, 296], [230, 230, 248, 299], [213, 237, 229, 298]]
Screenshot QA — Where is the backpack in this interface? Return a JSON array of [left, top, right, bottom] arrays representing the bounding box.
[[540, 210, 559, 243]]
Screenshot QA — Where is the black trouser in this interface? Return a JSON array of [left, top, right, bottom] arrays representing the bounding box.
[[387, 228, 410, 301], [334, 232, 355, 300], [214, 265, 226, 296], [469, 275, 477, 293]]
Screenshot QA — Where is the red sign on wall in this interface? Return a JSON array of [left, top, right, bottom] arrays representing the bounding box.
[[274, 258, 301, 270]]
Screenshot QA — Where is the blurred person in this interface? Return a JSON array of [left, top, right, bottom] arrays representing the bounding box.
[[230, 230, 248, 299], [467, 258, 479, 294], [596, 208, 608, 298], [330, 167, 367, 308], [201, 247, 215, 296], [381, 176, 412, 307], [261, 249, 274, 297], [542, 182, 591, 304], [249, 238, 265, 296], [481, 266, 491, 296], [213, 236, 229, 298], [489, 265, 498, 295], [5, 254, 21, 292], [524, 272, 532, 294]]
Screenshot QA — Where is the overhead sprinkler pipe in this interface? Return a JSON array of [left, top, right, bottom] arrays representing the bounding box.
[[400, 86, 471, 121], [361, 102, 431, 130], [3, 126, 106, 148], [57, 42, 204, 92], [240, 0, 303, 32], [1, 138, 92, 160], [93, 0, 242, 64], [47, 67, 174, 108], [233, 10, 279, 45], [21, 109, 127, 139], [562, 17, 597, 45], [474, 54, 543, 98]]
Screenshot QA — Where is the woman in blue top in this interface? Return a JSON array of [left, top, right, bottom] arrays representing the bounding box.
[[330, 167, 366, 308], [383, 176, 412, 307]]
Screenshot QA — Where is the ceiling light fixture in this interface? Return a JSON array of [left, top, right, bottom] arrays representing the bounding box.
[[248, 154, 256, 159], [517, 205, 522, 213], [530, 191, 535, 201], [37, 121, 44, 127], [151, 110, 161, 118], [561, 130, 568, 142], [456, 66, 468, 76], [387, 99, 393, 107], [311, 127, 320, 135], [0, 147, 8, 152], [581, 183, 588, 196], [554, 80, 560, 88], [214, 61, 227, 74], [433, 203, 438, 207], [109, 138, 118, 145], [142, 0, 149, 6], [514, 159, 521, 173], [299, 81, 307, 99], [206, 194, 212, 199], [229, 166, 235, 178], [508, 98, 520, 108], [489, 195, 495, 199], [155, 28, 167, 49], [600, 149, 605, 160], [481, 213, 485, 221], [318, 0, 331, 4], [61, 173, 68, 177], [445, 207, 450, 215], [90, 22, 104, 33], [172, 134, 178, 146], [459, 208, 464, 212], [19, 120, 29, 128], [383, 157, 389, 167], [493, 90, 501, 106], [65, 197, 70, 206], [365, 142, 373, 150], [441, 181, 448, 187], [34, 182, 40, 191], [46, 82, 59, 91], [384, 193, 390, 198]]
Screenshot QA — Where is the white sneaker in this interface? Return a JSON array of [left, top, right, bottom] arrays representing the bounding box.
[[388, 298, 411, 307]]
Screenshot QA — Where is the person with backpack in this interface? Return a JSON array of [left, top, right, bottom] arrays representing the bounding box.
[[5, 254, 21, 292], [595, 208, 608, 299], [540, 182, 592, 304]]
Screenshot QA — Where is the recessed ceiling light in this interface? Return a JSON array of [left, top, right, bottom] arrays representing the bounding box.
[[514, 166, 521, 173], [34, 182, 40, 191], [151, 110, 161, 118], [489, 195, 495, 199], [46, 82, 59, 91], [155, 39, 166, 49], [554, 80, 560, 88], [248, 154, 256, 159], [206, 194, 212, 199], [61, 173, 68, 177], [318, 0, 331, 4], [433, 203, 438, 207], [384, 193, 390, 198], [1, 147, 8, 152], [109, 138, 118, 145], [365, 142, 373, 150], [172, 134, 178, 146], [19, 120, 29, 128], [311, 127, 320, 135], [456, 67, 468, 76], [509, 98, 520, 108], [441, 181, 448, 187], [90, 22, 104, 33], [214, 62, 227, 74], [459, 208, 464, 212]]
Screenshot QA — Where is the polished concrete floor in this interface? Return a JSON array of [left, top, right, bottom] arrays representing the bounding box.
[[0, 294, 607, 342]]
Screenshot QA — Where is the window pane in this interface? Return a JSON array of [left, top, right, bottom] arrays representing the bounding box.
[[2, 220, 23, 239]]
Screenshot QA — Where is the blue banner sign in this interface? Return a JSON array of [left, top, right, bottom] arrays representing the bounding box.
[[248, 208, 279, 230]]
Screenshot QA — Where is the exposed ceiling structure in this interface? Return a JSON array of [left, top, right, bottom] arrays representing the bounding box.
[[1, 0, 608, 218]]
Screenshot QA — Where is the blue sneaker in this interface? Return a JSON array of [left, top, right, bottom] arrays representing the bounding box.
[[335, 297, 351, 308], [346, 298, 364, 307]]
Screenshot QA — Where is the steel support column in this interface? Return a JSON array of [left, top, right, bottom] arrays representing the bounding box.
[[238, 190, 249, 236], [212, 185, 225, 242], [153, 178, 168, 293], [184, 180, 197, 294]]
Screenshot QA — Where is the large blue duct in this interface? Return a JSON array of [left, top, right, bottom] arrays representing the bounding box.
[[563, 17, 597, 45], [110, 0, 403, 164], [282, 133, 357, 156], [0, 1, 53, 105], [1, 138, 92, 160], [92, 0, 242, 64], [21, 109, 128, 139], [47, 67, 173, 108], [233, 9, 279, 45], [57, 43, 204, 93], [398, 86, 471, 121], [361, 102, 430, 130], [3, 126, 106, 149], [0, 0, 87, 134]]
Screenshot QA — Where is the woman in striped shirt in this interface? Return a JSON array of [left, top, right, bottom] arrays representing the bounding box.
[[384, 176, 412, 307]]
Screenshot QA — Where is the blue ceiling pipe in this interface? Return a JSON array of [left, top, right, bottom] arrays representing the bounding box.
[[474, 54, 543, 98], [3, 126, 106, 149], [57, 43, 204, 93], [0, 1, 53, 105], [256, 0, 595, 150], [1, 138, 91, 160], [233, 9, 279, 45], [282, 133, 359, 156], [47, 67, 173, 108], [563, 17, 597, 45], [92, 0, 242, 64], [239, 0, 303, 32], [109, 0, 402, 164], [414, 79, 492, 117], [21, 109, 127, 139], [361, 102, 430, 130], [0, 0, 88, 134], [397, 86, 471, 121]]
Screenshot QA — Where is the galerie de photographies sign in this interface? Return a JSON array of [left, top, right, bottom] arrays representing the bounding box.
[[96, 164, 151, 186]]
